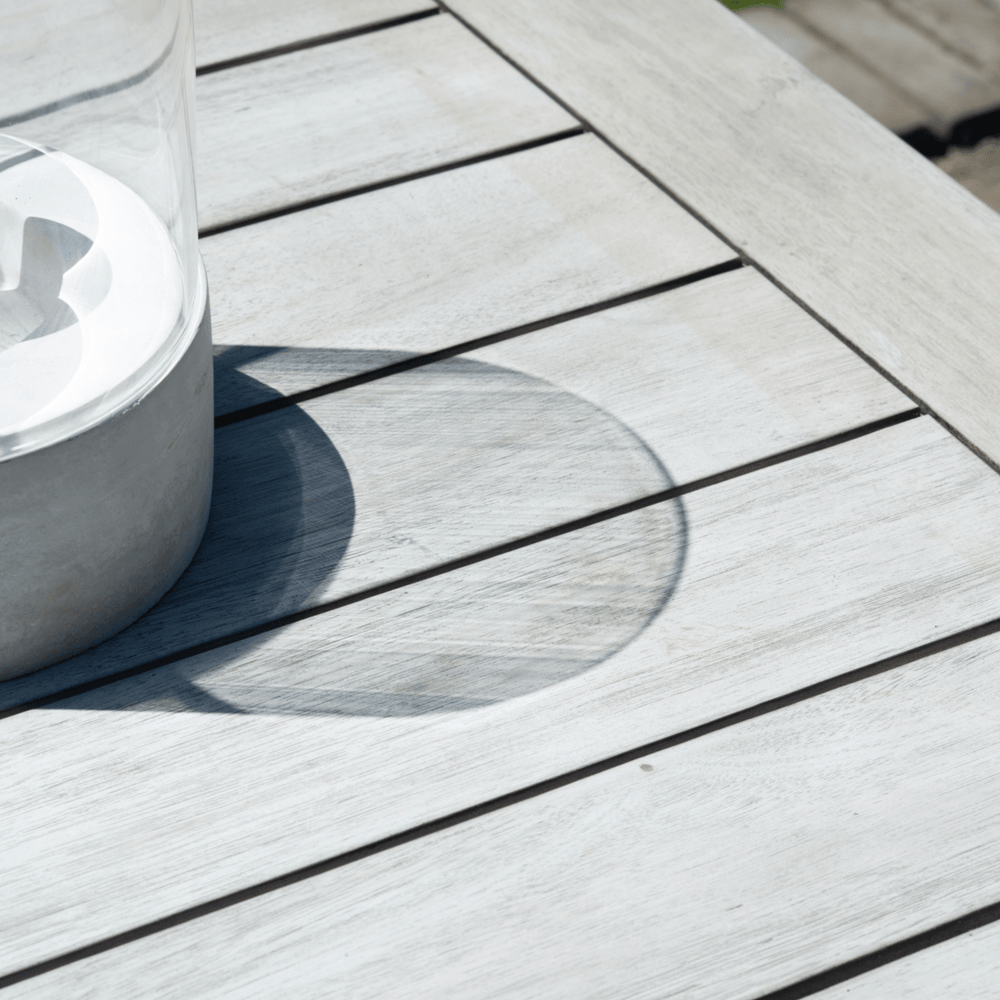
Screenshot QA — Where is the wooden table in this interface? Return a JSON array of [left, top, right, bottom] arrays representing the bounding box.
[[5, 1, 1000, 995]]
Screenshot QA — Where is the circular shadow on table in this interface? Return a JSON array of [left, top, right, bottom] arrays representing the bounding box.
[[50, 345, 687, 717]]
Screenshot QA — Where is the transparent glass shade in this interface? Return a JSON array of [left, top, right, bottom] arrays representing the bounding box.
[[0, 0, 201, 458]]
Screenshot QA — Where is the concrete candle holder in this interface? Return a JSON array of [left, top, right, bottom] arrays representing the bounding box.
[[0, 137, 212, 678]]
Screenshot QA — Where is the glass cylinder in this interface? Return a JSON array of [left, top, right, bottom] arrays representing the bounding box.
[[0, 0, 202, 458]]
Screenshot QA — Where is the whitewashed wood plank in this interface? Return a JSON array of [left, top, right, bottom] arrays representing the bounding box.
[[202, 134, 735, 374], [785, 0, 1000, 124], [15, 628, 1000, 999], [444, 0, 1000, 470], [193, 0, 436, 69], [195, 14, 577, 229], [739, 7, 927, 132], [880, 0, 1000, 83], [8, 419, 1000, 974], [0, 0, 178, 125], [821, 922, 1000, 999], [463, 266, 909, 483], [939, 138, 1000, 213], [215, 267, 910, 469], [1, 265, 909, 710]]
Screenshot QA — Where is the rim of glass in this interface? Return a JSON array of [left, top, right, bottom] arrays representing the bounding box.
[[0, 136, 206, 463]]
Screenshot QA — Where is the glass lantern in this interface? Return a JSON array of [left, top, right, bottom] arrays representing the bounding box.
[[0, 0, 203, 457], [0, 0, 213, 679]]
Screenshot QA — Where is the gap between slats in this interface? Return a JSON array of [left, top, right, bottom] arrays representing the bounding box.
[[6, 6, 998, 992], [213, 260, 744, 427], [13, 480, 1000, 995], [1, 407, 919, 721], [435, 0, 1000, 484], [198, 127, 586, 238], [195, 7, 439, 76]]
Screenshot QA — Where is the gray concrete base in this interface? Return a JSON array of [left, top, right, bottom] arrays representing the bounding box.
[[0, 289, 214, 681]]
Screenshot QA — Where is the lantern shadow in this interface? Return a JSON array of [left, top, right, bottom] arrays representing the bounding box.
[[2, 345, 686, 717]]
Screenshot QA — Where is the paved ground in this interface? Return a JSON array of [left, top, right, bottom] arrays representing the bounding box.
[[738, 0, 1000, 211]]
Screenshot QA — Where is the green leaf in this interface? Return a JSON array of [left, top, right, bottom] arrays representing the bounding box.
[[718, 0, 784, 10]]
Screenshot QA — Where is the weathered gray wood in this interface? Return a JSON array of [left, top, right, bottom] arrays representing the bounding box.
[[879, 0, 1000, 82], [1, 265, 908, 710], [445, 0, 1000, 469], [939, 138, 1000, 213], [822, 922, 1000, 999], [739, 7, 927, 131], [785, 0, 1000, 125], [195, 14, 577, 229], [0, 0, 177, 125], [10, 420, 1000, 973], [193, 0, 436, 68], [15, 628, 1000, 999], [215, 267, 910, 471], [462, 266, 909, 483], [202, 134, 734, 376]]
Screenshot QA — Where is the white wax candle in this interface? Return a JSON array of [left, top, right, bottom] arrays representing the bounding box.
[[0, 135, 183, 446]]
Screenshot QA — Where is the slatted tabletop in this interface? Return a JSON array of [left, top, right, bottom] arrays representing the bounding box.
[[5, 1, 1000, 996]]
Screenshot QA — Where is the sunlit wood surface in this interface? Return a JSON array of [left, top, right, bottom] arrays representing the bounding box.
[[5, 1, 1000, 996]]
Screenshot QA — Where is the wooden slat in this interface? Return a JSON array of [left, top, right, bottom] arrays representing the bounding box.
[[822, 923, 1000, 999], [785, 0, 1000, 124], [939, 138, 1000, 214], [879, 0, 1000, 82], [193, 0, 436, 69], [215, 266, 910, 470], [739, 7, 927, 132], [0, 0, 177, 123], [14, 628, 1000, 999], [8, 419, 1000, 973], [444, 0, 1000, 469], [462, 266, 909, 483], [202, 134, 733, 385], [195, 14, 577, 229], [0, 266, 907, 710]]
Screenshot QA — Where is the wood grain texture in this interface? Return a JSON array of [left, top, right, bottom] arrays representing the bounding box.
[[445, 0, 1000, 468], [202, 134, 734, 371], [821, 922, 1000, 999], [215, 267, 910, 467], [0, 0, 178, 124], [1, 265, 908, 710], [739, 7, 927, 131], [193, 0, 436, 68], [462, 266, 909, 482], [14, 630, 1000, 999], [785, 0, 1000, 124], [195, 14, 577, 229], [9, 420, 1000, 973]]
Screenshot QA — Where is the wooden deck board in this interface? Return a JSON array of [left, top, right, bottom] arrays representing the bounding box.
[[738, 6, 927, 132], [10, 549, 1000, 995], [0, 0, 177, 123], [939, 137, 1000, 212], [202, 135, 733, 373], [785, 0, 1000, 124], [821, 921, 1000, 998], [195, 14, 576, 229], [193, 0, 436, 69], [445, 0, 1000, 469], [5, 1, 1000, 992], [7, 420, 1000, 973], [870, 0, 1000, 84], [215, 267, 909, 475], [0, 265, 906, 712]]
